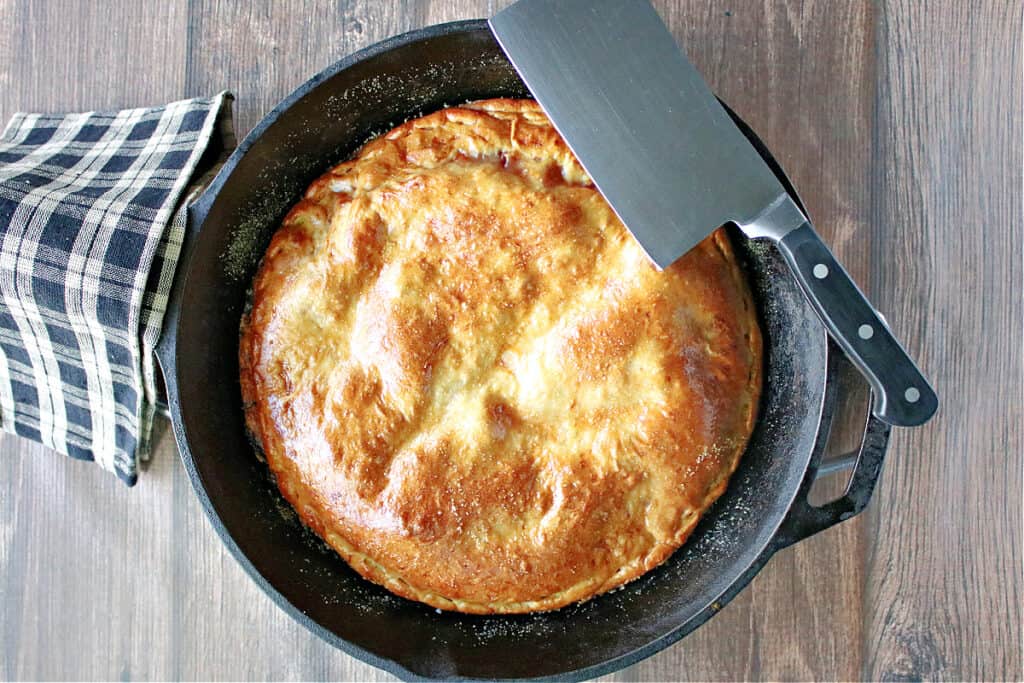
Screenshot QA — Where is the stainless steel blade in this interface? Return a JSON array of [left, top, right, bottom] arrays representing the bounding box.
[[491, 0, 938, 427], [489, 0, 806, 268]]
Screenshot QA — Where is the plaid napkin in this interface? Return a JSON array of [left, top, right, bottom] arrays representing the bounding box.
[[0, 93, 233, 485]]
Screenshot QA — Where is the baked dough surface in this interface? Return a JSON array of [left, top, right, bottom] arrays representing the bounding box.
[[239, 99, 762, 613]]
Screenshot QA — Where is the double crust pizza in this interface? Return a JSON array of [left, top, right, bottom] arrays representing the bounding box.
[[239, 99, 762, 614]]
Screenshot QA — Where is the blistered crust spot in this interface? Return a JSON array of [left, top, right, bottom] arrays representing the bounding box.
[[239, 99, 763, 613]]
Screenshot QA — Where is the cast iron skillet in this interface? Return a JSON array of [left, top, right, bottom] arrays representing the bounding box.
[[156, 20, 892, 681]]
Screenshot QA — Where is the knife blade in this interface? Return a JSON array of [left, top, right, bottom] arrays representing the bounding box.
[[490, 0, 937, 427]]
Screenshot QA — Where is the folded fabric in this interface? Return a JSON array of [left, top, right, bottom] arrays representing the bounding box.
[[0, 93, 233, 485]]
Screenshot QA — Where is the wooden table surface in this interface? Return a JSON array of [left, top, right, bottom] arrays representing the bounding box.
[[1, 1, 1020, 681]]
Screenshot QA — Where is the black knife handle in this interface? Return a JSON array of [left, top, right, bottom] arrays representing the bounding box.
[[778, 222, 937, 427]]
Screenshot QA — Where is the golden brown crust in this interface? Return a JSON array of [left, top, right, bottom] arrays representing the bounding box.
[[239, 99, 762, 614]]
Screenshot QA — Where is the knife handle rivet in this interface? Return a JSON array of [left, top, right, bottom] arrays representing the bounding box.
[[813, 263, 829, 279], [858, 324, 874, 340], [905, 387, 921, 403]]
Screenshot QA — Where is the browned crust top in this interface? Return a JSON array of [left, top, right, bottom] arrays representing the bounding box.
[[239, 99, 762, 613]]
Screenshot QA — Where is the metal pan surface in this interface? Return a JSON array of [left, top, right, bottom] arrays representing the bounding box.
[[156, 20, 890, 681]]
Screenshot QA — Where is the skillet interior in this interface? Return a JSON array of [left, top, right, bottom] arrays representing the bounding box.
[[159, 20, 833, 681]]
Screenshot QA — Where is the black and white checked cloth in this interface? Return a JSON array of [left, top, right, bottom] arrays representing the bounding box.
[[0, 93, 232, 485]]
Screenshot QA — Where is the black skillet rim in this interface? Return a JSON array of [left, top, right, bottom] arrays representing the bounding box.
[[159, 18, 845, 682]]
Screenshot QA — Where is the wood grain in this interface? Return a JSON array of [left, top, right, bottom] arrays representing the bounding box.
[[863, 1, 1023, 680], [0, 0, 189, 119], [0, 1, 1019, 681]]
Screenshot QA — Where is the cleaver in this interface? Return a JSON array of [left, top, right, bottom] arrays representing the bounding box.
[[490, 0, 937, 427]]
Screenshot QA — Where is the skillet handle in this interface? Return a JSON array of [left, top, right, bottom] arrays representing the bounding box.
[[774, 395, 892, 548], [153, 107, 237, 410], [152, 189, 223, 417]]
